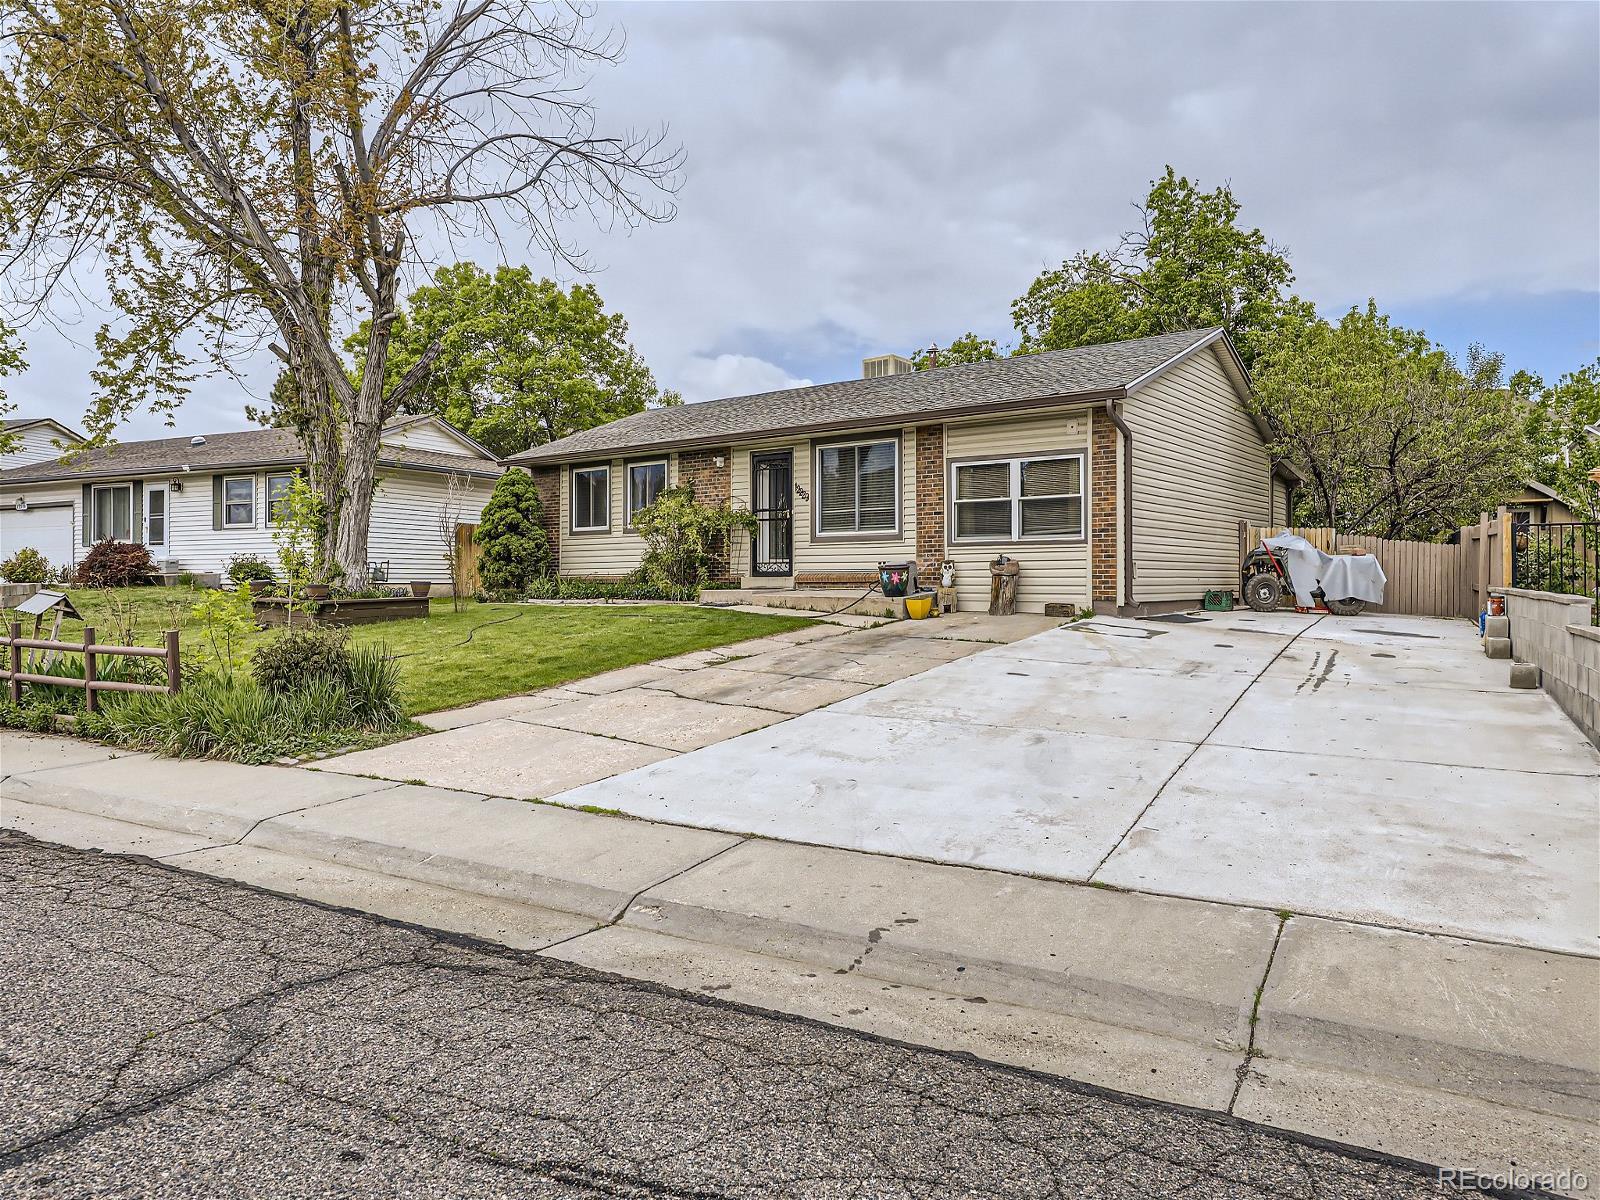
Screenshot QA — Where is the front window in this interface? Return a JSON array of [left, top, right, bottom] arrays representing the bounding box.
[[91, 484, 132, 542], [626, 460, 667, 527], [816, 438, 898, 535], [951, 453, 1084, 541], [266, 473, 294, 524], [222, 475, 255, 528], [571, 465, 610, 532]]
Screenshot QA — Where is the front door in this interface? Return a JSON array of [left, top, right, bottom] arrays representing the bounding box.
[[144, 483, 169, 556], [750, 451, 793, 577]]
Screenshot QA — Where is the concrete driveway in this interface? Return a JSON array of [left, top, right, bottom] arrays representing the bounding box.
[[555, 610, 1600, 956]]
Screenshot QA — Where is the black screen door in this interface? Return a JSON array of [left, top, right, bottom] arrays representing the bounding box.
[[751, 451, 793, 576]]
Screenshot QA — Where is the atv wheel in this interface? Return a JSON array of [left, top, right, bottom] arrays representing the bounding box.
[[1244, 573, 1284, 612], [1324, 596, 1366, 617]]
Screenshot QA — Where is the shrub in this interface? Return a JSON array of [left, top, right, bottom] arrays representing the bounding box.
[[1, 546, 50, 583], [251, 626, 352, 694], [631, 486, 756, 591], [476, 470, 552, 595], [520, 574, 699, 603], [75, 540, 155, 587], [226, 553, 276, 585]]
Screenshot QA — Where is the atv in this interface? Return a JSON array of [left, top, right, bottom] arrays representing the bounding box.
[[1241, 543, 1366, 616]]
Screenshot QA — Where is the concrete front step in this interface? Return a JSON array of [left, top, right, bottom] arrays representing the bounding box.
[[702, 586, 907, 619]]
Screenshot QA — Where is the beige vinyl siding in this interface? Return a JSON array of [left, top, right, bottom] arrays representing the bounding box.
[[944, 408, 1091, 613], [3, 424, 77, 469], [1272, 476, 1290, 526], [1125, 345, 1272, 602], [558, 455, 675, 578], [725, 430, 917, 579]]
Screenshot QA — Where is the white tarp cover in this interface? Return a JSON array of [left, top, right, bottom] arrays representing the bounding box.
[[1263, 533, 1387, 607]]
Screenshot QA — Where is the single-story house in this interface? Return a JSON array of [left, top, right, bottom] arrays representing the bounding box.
[[2, 417, 84, 469], [0, 415, 500, 584], [507, 327, 1300, 615]]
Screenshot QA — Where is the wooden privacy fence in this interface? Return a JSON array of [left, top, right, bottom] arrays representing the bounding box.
[[3, 623, 181, 712], [1240, 521, 1506, 619], [453, 523, 482, 596]]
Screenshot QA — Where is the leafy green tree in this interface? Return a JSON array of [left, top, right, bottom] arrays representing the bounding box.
[[911, 332, 1001, 370], [0, 317, 23, 456], [1524, 361, 1600, 522], [1252, 302, 1529, 539], [348, 264, 678, 458], [475, 471, 552, 595], [1011, 167, 1310, 367], [0, 3, 678, 586]]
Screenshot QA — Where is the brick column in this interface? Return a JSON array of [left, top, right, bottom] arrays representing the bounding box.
[[677, 446, 736, 582], [1091, 415, 1119, 606], [528, 466, 561, 571], [915, 424, 945, 572]]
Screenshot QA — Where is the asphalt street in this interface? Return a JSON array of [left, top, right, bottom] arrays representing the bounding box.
[[0, 831, 1485, 1199]]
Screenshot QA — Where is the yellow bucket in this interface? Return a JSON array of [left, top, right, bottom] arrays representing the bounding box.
[[904, 592, 934, 620]]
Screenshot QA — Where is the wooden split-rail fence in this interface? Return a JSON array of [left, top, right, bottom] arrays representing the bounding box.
[[3, 623, 181, 712]]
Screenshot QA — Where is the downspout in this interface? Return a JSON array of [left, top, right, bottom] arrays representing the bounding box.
[[1105, 396, 1135, 611]]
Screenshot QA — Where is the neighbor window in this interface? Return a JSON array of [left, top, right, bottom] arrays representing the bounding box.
[[571, 464, 610, 532], [951, 453, 1084, 541], [816, 438, 898, 535], [222, 475, 256, 528], [266, 473, 294, 524], [91, 484, 133, 542], [625, 460, 667, 527]]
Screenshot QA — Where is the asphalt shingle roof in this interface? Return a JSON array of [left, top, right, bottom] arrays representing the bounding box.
[[510, 328, 1223, 465], [0, 425, 500, 485]]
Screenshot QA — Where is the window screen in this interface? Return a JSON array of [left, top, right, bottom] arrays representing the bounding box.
[[626, 461, 666, 524], [223, 477, 255, 527], [572, 466, 609, 531], [93, 485, 132, 542], [950, 453, 1084, 540], [267, 473, 294, 524], [816, 440, 898, 534]]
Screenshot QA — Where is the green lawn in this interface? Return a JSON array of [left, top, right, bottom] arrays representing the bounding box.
[[8, 587, 812, 715]]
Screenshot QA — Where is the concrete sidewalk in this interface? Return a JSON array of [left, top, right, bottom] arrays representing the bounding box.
[[3, 730, 1595, 1196]]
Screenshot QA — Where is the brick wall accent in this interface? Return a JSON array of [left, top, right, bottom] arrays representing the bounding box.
[[528, 465, 561, 570], [1091, 415, 1119, 605], [915, 424, 946, 573], [676, 446, 737, 581]]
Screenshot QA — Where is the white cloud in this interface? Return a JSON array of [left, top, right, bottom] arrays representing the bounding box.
[[673, 354, 814, 404]]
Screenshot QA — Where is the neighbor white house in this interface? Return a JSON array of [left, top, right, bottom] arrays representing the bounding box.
[[2, 417, 84, 469], [0, 415, 501, 584]]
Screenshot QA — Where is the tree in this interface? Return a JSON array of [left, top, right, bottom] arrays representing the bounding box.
[[1525, 361, 1600, 522], [475, 470, 551, 595], [0, 316, 22, 456], [348, 263, 677, 458], [0, 2, 679, 585], [911, 332, 1000, 371], [1252, 303, 1529, 539], [1011, 167, 1308, 367]]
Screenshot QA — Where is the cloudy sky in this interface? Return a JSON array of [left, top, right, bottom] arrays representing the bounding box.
[[9, 0, 1599, 439]]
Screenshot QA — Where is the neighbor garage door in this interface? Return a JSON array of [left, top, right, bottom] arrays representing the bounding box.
[[0, 503, 77, 577]]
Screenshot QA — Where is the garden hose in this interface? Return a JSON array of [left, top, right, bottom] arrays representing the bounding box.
[[385, 608, 529, 660]]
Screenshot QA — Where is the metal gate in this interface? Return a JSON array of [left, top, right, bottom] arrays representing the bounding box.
[[1513, 520, 1599, 624], [750, 451, 793, 577]]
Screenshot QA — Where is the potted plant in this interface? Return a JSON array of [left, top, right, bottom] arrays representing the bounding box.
[[408, 580, 432, 598], [303, 582, 331, 601]]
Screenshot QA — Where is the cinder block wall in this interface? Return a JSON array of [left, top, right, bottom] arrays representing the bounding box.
[[1503, 587, 1600, 747]]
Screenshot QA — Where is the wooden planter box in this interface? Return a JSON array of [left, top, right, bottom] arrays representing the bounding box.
[[252, 595, 429, 627]]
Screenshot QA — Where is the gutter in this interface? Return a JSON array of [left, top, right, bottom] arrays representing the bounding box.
[[1105, 396, 1135, 610]]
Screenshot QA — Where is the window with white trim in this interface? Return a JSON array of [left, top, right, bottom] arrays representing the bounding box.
[[951, 453, 1084, 541], [266, 472, 294, 525], [571, 465, 610, 532], [222, 475, 256, 528], [815, 438, 898, 535], [625, 460, 667, 527], [91, 484, 133, 542]]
